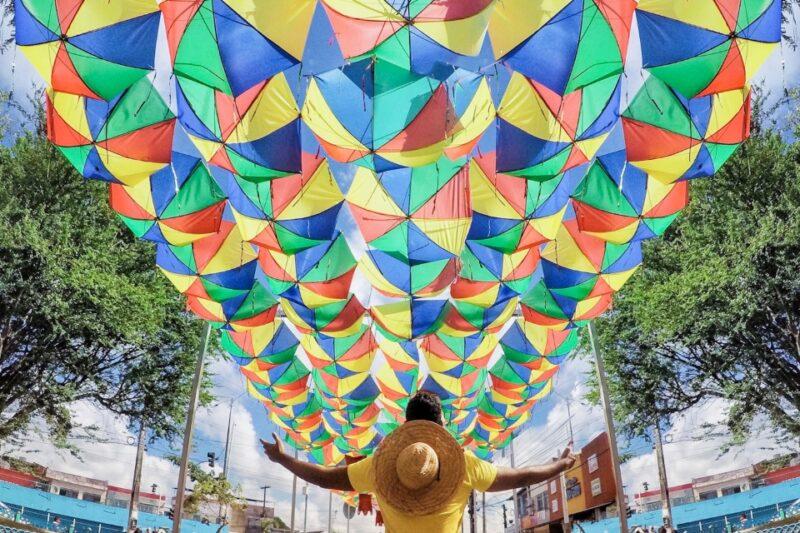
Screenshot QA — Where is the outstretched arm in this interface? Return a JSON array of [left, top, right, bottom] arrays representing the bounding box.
[[261, 433, 354, 492], [487, 446, 576, 492]]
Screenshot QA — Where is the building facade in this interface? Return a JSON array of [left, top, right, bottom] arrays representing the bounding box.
[[633, 483, 695, 513], [46, 469, 108, 503], [107, 485, 167, 515], [632, 454, 800, 513], [518, 432, 620, 533]]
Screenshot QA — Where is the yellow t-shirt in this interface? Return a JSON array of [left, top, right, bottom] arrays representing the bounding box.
[[347, 451, 497, 533]]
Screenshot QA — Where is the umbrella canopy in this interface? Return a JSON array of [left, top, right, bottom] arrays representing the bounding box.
[[16, 0, 160, 99], [46, 78, 175, 185], [637, 0, 780, 99], [19, 0, 782, 459]]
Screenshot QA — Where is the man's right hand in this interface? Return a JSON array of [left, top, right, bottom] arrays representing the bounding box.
[[261, 433, 285, 464]]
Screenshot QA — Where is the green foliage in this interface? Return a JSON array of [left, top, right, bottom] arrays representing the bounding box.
[[586, 100, 800, 444], [174, 460, 242, 517], [261, 516, 288, 532], [0, 129, 214, 446]]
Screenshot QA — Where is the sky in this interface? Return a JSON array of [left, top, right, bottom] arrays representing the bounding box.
[[1, 5, 800, 533]]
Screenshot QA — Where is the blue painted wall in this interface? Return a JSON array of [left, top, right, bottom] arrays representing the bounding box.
[[576, 478, 800, 533], [0, 482, 224, 533]]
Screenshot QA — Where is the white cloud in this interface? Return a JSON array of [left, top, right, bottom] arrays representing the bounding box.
[[621, 399, 800, 497], [3, 400, 179, 500]]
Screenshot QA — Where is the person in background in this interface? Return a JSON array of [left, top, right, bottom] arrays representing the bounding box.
[[262, 390, 576, 533]]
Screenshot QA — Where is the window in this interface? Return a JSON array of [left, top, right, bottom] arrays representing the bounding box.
[[81, 493, 101, 503], [591, 478, 602, 497], [58, 488, 79, 499], [536, 492, 549, 512], [551, 499, 558, 513], [566, 477, 581, 500], [721, 486, 741, 496], [698, 490, 718, 501], [588, 454, 599, 473], [107, 498, 128, 508], [550, 480, 557, 495], [671, 496, 693, 506]]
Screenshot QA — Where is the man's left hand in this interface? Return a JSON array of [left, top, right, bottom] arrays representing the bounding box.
[[558, 445, 577, 471], [261, 433, 286, 464]]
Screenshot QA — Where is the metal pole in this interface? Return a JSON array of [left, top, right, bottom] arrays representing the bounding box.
[[127, 421, 146, 532], [510, 440, 520, 533], [219, 399, 235, 521], [482, 492, 487, 533], [302, 485, 309, 533], [222, 400, 234, 476], [566, 399, 575, 444], [654, 423, 673, 529], [172, 322, 212, 533], [588, 322, 628, 533], [327, 491, 333, 533], [560, 469, 572, 533], [469, 491, 476, 533], [290, 448, 298, 533]]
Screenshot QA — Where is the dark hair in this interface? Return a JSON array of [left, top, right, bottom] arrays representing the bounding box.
[[405, 391, 443, 425]]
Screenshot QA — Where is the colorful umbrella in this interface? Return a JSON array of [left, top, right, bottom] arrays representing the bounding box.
[[108, 153, 226, 246], [622, 77, 751, 183], [46, 78, 175, 185], [637, 0, 781, 99], [16, 0, 160, 99], [348, 161, 471, 298]]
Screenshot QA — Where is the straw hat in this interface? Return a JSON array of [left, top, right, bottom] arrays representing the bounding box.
[[373, 420, 466, 515]]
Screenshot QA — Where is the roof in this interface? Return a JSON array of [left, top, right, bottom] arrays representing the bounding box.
[[634, 483, 693, 499], [107, 485, 165, 501]]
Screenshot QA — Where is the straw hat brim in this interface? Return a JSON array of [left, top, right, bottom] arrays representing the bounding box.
[[374, 420, 466, 516]]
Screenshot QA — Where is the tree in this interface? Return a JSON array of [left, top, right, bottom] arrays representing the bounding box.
[[586, 96, 800, 445], [170, 459, 242, 519], [261, 516, 288, 533], [0, 125, 213, 447]]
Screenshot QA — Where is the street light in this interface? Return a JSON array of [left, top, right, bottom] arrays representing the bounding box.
[[260, 485, 271, 517]]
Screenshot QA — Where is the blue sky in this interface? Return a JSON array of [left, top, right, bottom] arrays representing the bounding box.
[[1, 6, 799, 533]]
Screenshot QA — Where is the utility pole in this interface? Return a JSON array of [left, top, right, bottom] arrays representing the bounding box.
[[654, 422, 673, 528], [302, 484, 309, 533], [510, 440, 519, 533], [560, 463, 572, 533], [260, 485, 270, 517], [290, 448, 298, 533], [588, 322, 628, 533], [509, 435, 522, 531], [327, 491, 333, 533], [219, 400, 235, 522], [127, 421, 146, 532], [172, 322, 212, 533], [469, 491, 476, 533], [222, 400, 234, 476], [482, 492, 486, 533], [560, 399, 575, 533]]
